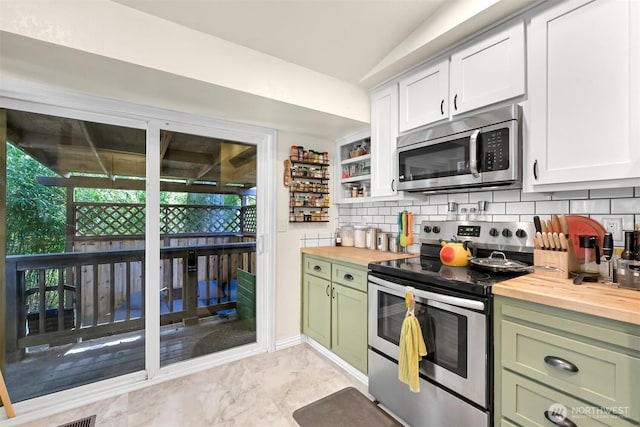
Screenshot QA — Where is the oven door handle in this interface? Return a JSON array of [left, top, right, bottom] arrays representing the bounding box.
[[368, 275, 485, 311]]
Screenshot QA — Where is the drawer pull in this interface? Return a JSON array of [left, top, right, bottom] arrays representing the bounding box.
[[544, 410, 577, 427], [344, 273, 354, 281], [326, 284, 330, 297], [313, 265, 322, 272], [544, 355, 579, 373]]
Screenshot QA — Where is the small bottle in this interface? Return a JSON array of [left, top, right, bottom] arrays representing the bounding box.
[[335, 228, 342, 246]]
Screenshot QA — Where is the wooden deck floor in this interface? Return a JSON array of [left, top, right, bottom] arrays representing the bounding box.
[[4, 314, 256, 403]]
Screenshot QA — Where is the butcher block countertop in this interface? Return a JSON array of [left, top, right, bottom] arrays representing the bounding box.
[[300, 246, 417, 267], [493, 274, 640, 325]]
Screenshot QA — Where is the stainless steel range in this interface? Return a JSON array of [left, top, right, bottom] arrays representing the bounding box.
[[368, 220, 535, 427]]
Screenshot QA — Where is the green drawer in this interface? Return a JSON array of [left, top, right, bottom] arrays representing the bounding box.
[[502, 369, 635, 427], [502, 319, 640, 422], [303, 255, 332, 281], [332, 262, 367, 292]]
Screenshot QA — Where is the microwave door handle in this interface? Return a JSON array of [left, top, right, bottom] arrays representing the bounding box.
[[469, 129, 480, 178]]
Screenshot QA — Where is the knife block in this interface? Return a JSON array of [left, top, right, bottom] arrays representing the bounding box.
[[534, 242, 577, 279]]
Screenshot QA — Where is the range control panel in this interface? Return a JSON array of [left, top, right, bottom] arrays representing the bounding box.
[[420, 220, 536, 252]]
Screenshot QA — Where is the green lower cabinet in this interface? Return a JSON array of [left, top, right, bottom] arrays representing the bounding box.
[[502, 370, 636, 427], [494, 295, 640, 426], [331, 282, 368, 373], [302, 274, 331, 348], [301, 254, 368, 374]]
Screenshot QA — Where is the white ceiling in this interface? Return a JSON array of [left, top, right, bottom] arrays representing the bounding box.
[[112, 0, 448, 85], [0, 0, 539, 139]]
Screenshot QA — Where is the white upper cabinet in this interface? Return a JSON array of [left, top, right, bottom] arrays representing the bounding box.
[[526, 0, 640, 191], [398, 60, 449, 133], [396, 21, 525, 133], [450, 21, 525, 116], [370, 84, 400, 198]]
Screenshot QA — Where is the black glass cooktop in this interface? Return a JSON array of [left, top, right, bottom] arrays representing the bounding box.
[[368, 256, 526, 297]]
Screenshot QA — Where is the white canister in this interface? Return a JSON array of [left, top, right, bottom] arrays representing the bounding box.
[[341, 225, 354, 247], [354, 225, 367, 248]]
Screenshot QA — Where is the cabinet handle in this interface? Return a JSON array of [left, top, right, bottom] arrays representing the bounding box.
[[533, 159, 539, 180], [343, 273, 354, 281], [469, 129, 480, 178], [440, 99, 444, 115], [391, 179, 395, 192], [326, 284, 330, 297], [544, 355, 579, 373], [331, 286, 335, 299], [544, 410, 577, 427], [313, 265, 322, 272], [454, 94, 458, 110]]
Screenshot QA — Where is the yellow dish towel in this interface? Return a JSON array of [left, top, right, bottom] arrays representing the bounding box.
[[398, 287, 427, 393]]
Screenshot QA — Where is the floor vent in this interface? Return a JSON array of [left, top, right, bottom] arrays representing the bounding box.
[[57, 415, 96, 427]]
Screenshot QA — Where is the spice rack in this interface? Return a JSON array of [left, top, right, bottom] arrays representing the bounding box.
[[288, 146, 330, 223]]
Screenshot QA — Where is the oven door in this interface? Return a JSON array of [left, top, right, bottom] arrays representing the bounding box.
[[368, 274, 487, 407]]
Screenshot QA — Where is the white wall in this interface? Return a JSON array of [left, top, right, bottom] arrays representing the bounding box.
[[0, 0, 368, 125], [275, 132, 335, 343]]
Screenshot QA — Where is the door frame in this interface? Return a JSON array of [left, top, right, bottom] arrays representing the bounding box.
[[0, 76, 276, 413]]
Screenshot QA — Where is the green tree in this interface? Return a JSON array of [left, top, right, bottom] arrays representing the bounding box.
[[6, 143, 66, 255]]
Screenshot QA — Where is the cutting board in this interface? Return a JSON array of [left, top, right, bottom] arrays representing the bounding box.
[[565, 215, 606, 251]]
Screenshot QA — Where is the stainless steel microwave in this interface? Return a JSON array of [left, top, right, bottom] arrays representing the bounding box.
[[397, 104, 522, 193]]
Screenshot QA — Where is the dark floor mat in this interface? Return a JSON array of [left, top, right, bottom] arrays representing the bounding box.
[[293, 387, 403, 427]]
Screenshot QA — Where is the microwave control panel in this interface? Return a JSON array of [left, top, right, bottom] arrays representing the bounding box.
[[479, 128, 509, 171]]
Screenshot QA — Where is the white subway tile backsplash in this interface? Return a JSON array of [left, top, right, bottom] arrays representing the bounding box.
[[492, 215, 521, 222], [535, 200, 569, 214], [493, 189, 521, 202], [506, 202, 535, 214], [590, 187, 634, 199], [570, 199, 610, 214], [378, 206, 392, 215], [429, 194, 448, 204], [469, 191, 493, 203], [552, 190, 589, 200], [421, 205, 438, 215], [336, 187, 639, 249], [486, 202, 506, 215], [611, 198, 640, 214], [448, 193, 469, 203], [521, 192, 552, 202]]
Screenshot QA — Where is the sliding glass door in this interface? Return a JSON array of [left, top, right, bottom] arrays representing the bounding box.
[[1, 96, 269, 403]]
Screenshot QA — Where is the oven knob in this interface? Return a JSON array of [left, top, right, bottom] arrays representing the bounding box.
[[489, 228, 499, 237], [423, 226, 432, 233], [515, 229, 527, 238], [432, 226, 441, 234], [502, 228, 512, 237]]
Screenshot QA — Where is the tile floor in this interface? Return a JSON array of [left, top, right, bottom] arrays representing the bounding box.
[[10, 344, 372, 427]]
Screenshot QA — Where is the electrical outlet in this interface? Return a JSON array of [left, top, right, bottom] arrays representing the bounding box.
[[603, 218, 623, 241]]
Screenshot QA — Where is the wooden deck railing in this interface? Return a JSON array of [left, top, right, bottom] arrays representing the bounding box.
[[4, 242, 256, 361]]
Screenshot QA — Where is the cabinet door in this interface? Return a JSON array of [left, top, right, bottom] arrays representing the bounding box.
[[331, 283, 367, 374], [450, 21, 525, 116], [302, 274, 331, 348], [370, 85, 399, 198], [398, 60, 449, 132], [528, 0, 640, 191]]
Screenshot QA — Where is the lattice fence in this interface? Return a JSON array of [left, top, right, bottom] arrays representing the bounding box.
[[75, 202, 256, 236]]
